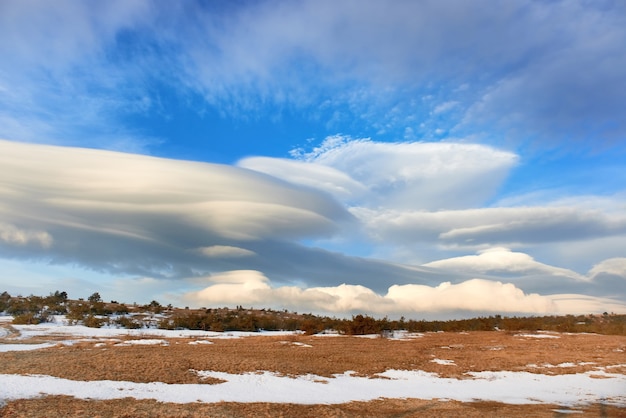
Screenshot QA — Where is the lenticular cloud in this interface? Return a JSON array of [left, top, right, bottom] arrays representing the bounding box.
[[243, 136, 518, 210], [0, 140, 350, 278]]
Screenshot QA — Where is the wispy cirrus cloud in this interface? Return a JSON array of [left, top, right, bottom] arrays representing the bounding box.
[[3, 1, 625, 152]]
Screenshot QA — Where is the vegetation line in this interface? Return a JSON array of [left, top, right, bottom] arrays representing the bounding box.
[[1, 291, 624, 335]]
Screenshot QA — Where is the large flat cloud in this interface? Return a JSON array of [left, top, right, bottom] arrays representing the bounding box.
[[354, 205, 626, 249], [0, 140, 351, 278]]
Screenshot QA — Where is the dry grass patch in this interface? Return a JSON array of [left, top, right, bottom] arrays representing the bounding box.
[[0, 332, 625, 384], [1, 396, 625, 417]]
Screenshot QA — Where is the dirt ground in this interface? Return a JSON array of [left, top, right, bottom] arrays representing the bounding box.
[[1, 328, 625, 417]]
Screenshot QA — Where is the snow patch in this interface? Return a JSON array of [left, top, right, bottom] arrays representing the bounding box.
[[280, 341, 312, 348], [11, 319, 300, 340], [0, 343, 56, 352], [515, 333, 560, 339], [1, 370, 624, 406], [115, 339, 168, 347], [431, 359, 456, 366]]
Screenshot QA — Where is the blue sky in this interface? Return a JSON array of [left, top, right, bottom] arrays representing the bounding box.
[[1, 0, 625, 318]]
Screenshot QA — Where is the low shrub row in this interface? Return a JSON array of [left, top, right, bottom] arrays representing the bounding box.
[[2, 290, 625, 335]]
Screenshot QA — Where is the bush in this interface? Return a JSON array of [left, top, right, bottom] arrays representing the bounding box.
[[12, 311, 50, 325], [83, 315, 105, 328], [114, 316, 144, 329]]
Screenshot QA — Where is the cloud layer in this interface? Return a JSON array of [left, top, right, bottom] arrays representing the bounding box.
[[2, 139, 625, 316], [0, 140, 349, 277]]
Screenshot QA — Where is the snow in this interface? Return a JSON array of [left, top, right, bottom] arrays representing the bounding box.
[[526, 362, 602, 369], [115, 339, 169, 347], [0, 343, 57, 352], [280, 341, 312, 348], [552, 409, 583, 414], [431, 359, 456, 366], [188, 340, 213, 345], [1, 370, 624, 406], [515, 333, 560, 339], [11, 317, 300, 340], [0, 328, 8, 338]]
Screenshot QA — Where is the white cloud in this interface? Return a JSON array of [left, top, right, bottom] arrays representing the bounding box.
[[188, 270, 272, 305], [184, 271, 622, 317], [0, 140, 350, 278], [238, 156, 367, 202], [423, 248, 586, 281], [386, 279, 556, 314], [284, 136, 517, 210], [353, 206, 626, 248], [588, 258, 626, 279], [0, 222, 52, 248], [549, 294, 626, 315], [432, 101, 459, 115]]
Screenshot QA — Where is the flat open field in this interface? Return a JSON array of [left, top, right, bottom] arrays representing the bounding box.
[[1, 320, 625, 417]]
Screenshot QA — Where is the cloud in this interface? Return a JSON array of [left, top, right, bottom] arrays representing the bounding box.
[[197, 246, 256, 259], [354, 205, 626, 248], [178, 1, 626, 145], [0, 140, 352, 279], [255, 136, 518, 211], [0, 222, 52, 248], [461, 1, 626, 145], [0, 0, 160, 150], [420, 248, 626, 301], [589, 258, 626, 279], [2, 1, 624, 155], [238, 156, 367, 203], [423, 248, 586, 281], [0, 139, 458, 294], [185, 270, 615, 317], [386, 279, 556, 315]]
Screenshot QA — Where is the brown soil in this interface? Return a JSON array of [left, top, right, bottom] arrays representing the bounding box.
[[1, 330, 625, 417]]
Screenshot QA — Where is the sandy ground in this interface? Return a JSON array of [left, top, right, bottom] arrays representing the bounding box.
[[1, 324, 625, 417]]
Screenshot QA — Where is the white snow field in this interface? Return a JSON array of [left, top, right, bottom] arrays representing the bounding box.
[[1, 318, 625, 407]]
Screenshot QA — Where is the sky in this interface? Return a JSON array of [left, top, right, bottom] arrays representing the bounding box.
[[1, 0, 625, 319]]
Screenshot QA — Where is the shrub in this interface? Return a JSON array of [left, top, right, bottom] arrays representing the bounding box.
[[83, 315, 105, 328], [114, 316, 144, 329], [12, 311, 50, 325]]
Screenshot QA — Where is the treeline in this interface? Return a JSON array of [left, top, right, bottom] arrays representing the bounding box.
[[1, 291, 625, 335]]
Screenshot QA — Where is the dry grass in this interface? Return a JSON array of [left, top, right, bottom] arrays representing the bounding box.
[[1, 332, 625, 382], [1, 329, 626, 417], [1, 397, 625, 417]]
